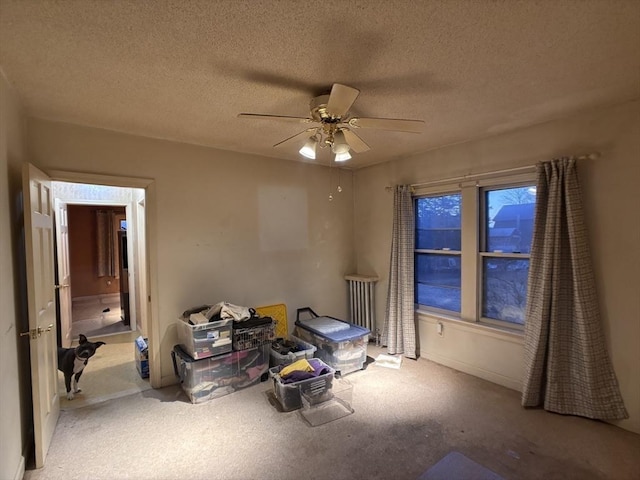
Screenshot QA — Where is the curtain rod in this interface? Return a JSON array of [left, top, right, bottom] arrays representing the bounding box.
[[385, 152, 600, 192]]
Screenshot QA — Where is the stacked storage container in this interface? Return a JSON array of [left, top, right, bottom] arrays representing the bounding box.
[[269, 334, 317, 367], [173, 306, 275, 403], [293, 308, 370, 375], [172, 343, 271, 404]]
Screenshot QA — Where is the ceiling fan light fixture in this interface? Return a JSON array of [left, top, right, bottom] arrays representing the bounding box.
[[299, 136, 318, 159], [334, 151, 352, 162], [331, 130, 350, 155]]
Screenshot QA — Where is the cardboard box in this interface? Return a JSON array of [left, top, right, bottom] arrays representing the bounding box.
[[135, 336, 149, 378]]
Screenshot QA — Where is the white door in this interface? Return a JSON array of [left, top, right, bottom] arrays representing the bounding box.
[[54, 199, 73, 348], [22, 163, 59, 468]]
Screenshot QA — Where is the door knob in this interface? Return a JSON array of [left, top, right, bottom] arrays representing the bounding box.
[[20, 324, 53, 340], [55, 284, 69, 289]]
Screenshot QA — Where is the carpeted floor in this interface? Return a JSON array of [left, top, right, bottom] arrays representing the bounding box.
[[27, 345, 640, 480]]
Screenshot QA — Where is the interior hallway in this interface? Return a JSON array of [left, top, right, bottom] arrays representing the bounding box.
[[57, 331, 151, 411], [70, 293, 131, 339]]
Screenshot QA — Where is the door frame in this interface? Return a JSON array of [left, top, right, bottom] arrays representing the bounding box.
[[47, 169, 161, 389]]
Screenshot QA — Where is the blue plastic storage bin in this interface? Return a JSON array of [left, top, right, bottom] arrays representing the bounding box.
[[294, 308, 370, 375]]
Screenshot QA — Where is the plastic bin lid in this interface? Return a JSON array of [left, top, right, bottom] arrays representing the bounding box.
[[296, 316, 370, 342], [299, 316, 350, 334]]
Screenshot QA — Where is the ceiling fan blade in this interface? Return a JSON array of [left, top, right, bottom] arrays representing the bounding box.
[[342, 128, 371, 153], [272, 128, 317, 148], [238, 113, 313, 124], [348, 117, 425, 133], [325, 84, 360, 118]]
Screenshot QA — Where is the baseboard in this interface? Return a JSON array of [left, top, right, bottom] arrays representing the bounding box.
[[12, 455, 25, 480], [422, 350, 522, 392]]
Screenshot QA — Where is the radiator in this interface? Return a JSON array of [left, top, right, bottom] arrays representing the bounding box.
[[345, 274, 378, 332]]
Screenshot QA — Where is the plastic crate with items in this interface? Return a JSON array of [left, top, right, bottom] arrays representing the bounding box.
[[176, 304, 233, 360], [293, 307, 370, 375], [172, 343, 270, 404], [269, 357, 335, 411], [270, 334, 317, 367], [230, 305, 276, 350]]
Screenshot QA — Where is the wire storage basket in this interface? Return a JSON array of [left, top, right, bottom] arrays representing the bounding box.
[[233, 321, 276, 350]]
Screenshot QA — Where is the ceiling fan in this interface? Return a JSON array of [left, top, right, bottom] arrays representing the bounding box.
[[238, 83, 425, 162]]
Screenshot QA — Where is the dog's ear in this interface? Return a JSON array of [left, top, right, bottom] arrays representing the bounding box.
[[95, 341, 106, 348], [78, 334, 87, 344]]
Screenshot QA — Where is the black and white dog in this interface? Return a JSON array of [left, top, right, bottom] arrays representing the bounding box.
[[57, 334, 105, 400]]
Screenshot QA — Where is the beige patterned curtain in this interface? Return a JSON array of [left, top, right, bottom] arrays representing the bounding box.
[[382, 185, 417, 359], [521, 158, 627, 420], [96, 209, 116, 278]]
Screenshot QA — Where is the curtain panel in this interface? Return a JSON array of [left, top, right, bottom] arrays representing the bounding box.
[[96, 209, 117, 278], [521, 158, 627, 420], [383, 185, 417, 359]]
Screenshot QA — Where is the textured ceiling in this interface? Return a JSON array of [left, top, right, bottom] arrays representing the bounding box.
[[1, 0, 639, 169]]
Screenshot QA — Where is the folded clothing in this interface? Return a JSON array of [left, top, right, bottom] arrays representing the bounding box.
[[281, 358, 331, 384], [280, 359, 313, 377]]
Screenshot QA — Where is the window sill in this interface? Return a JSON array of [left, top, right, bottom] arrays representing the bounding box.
[[415, 308, 524, 344]]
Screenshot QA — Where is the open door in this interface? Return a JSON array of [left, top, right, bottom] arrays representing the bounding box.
[[22, 163, 59, 468], [54, 198, 72, 348]]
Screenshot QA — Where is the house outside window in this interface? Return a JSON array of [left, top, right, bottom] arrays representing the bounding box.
[[414, 174, 536, 329]]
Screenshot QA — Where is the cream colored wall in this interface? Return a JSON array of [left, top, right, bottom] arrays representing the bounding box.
[[26, 119, 355, 385], [354, 99, 640, 434], [0, 71, 29, 480]]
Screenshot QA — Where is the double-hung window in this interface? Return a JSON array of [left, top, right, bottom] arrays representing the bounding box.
[[415, 193, 462, 314], [414, 174, 536, 329]]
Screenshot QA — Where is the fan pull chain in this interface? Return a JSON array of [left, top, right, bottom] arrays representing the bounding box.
[[328, 157, 334, 201], [337, 168, 342, 193]]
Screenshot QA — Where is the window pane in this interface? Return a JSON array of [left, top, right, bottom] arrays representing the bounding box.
[[415, 253, 461, 313], [415, 194, 461, 250], [485, 186, 536, 253], [482, 257, 529, 324]]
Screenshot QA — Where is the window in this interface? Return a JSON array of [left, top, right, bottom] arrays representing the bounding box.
[[481, 186, 536, 325], [415, 193, 462, 313], [414, 177, 536, 329]]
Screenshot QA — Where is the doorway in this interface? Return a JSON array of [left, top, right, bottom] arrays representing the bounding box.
[[67, 204, 130, 338], [52, 181, 147, 346], [52, 180, 152, 409]]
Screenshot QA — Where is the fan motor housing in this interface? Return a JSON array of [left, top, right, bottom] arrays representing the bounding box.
[[310, 94, 341, 123]]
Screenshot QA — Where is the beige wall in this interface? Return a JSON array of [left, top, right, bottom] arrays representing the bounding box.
[[0, 71, 29, 480], [354, 99, 640, 434], [26, 119, 356, 384]]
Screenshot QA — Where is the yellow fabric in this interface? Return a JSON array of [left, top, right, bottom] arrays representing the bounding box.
[[280, 359, 313, 377]]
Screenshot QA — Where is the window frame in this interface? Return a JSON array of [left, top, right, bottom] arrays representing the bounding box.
[[414, 190, 462, 316], [413, 172, 536, 331]]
